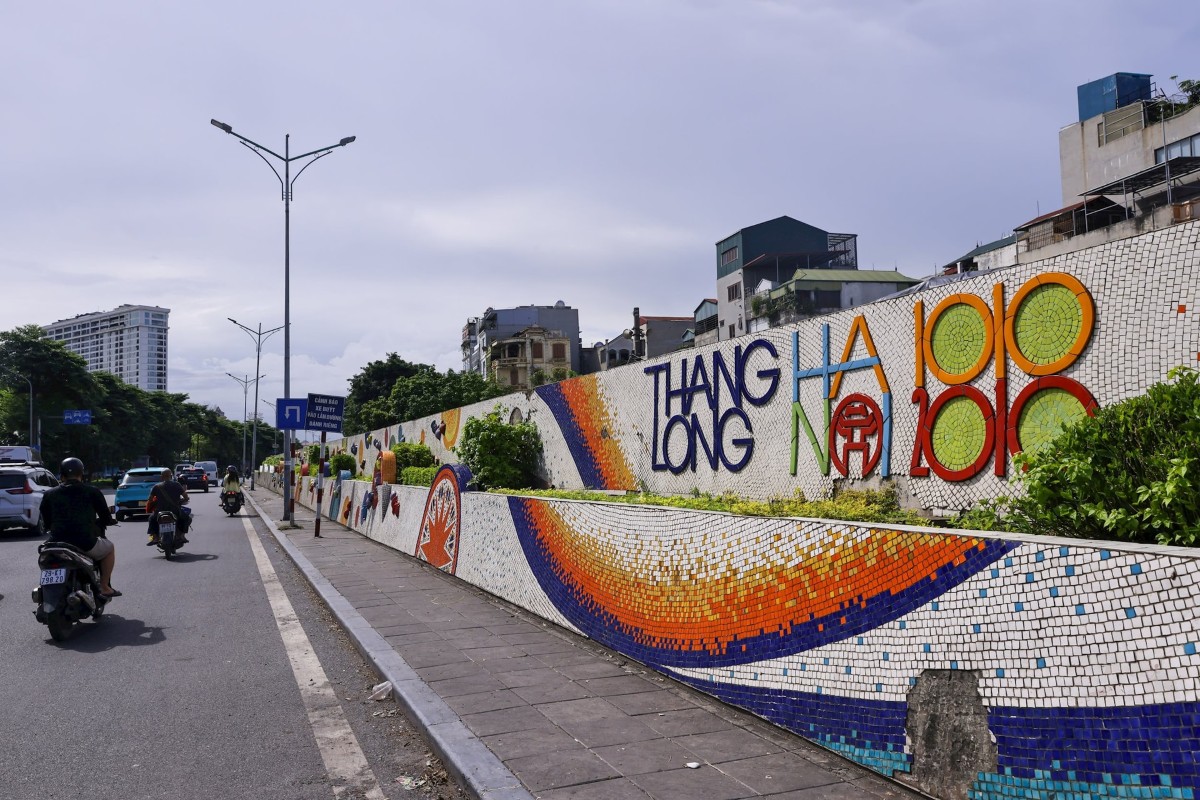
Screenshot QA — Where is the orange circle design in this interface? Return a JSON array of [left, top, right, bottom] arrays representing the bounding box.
[[1003, 273, 1095, 376], [922, 293, 994, 385]]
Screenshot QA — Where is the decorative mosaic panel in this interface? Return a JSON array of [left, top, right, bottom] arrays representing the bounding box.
[[322, 220, 1198, 516], [277, 476, 1200, 800]]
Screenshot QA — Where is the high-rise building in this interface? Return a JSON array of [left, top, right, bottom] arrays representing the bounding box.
[[43, 305, 170, 391]]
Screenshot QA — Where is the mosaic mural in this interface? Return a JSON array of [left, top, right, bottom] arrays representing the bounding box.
[[282, 474, 1200, 799], [287, 220, 1200, 800]]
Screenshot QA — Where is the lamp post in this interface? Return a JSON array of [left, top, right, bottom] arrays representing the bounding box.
[[262, 400, 280, 451], [228, 318, 283, 490], [227, 373, 264, 477], [210, 118, 355, 523]]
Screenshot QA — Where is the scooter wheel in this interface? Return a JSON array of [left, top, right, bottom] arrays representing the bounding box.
[[47, 614, 72, 642]]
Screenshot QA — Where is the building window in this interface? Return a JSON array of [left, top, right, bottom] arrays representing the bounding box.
[[509, 368, 519, 385], [531, 342, 544, 359], [727, 283, 741, 302], [729, 324, 735, 339], [506, 343, 521, 358], [551, 343, 566, 360], [721, 246, 739, 266]]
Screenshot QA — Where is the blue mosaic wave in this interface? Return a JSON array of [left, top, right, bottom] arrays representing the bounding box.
[[508, 496, 1018, 667], [988, 701, 1200, 792], [667, 671, 911, 776], [534, 383, 604, 489]]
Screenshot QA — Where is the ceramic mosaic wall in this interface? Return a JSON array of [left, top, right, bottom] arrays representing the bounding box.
[[325, 220, 1199, 515], [279, 472, 1200, 799]]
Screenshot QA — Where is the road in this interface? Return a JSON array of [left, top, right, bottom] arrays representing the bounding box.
[[0, 489, 468, 800]]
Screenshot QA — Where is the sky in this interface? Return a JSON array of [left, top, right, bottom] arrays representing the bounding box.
[[2, 1, 1197, 424]]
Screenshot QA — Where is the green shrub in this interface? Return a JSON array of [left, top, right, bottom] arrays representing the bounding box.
[[391, 442, 435, 472], [305, 444, 321, 466], [455, 406, 543, 490], [329, 452, 357, 478], [400, 466, 438, 486], [262, 454, 282, 467], [951, 366, 1200, 546], [493, 486, 926, 525]]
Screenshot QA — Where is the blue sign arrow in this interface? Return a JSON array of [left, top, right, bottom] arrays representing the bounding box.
[[276, 398, 308, 431]]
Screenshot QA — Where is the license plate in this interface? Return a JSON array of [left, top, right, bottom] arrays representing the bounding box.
[[160, 522, 176, 535], [40, 568, 66, 585]]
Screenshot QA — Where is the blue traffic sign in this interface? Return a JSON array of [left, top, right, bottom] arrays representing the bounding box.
[[63, 410, 92, 425], [276, 398, 308, 431], [304, 394, 345, 432]]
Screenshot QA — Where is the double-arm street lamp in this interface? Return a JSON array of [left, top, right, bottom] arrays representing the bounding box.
[[227, 372, 265, 477], [210, 119, 355, 522], [228, 318, 284, 490]]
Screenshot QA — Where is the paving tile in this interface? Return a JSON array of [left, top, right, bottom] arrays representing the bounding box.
[[413, 660, 487, 682], [630, 765, 753, 800], [594, 739, 705, 776], [606, 690, 700, 716], [462, 645, 527, 662], [428, 673, 508, 698], [505, 747, 621, 792], [444, 689, 527, 715], [392, 642, 462, 669], [496, 667, 573, 689], [579, 674, 658, 697], [557, 661, 636, 680], [482, 725, 581, 761], [673, 728, 783, 763], [717, 752, 845, 794], [462, 704, 555, 737], [643, 708, 734, 738], [536, 778, 653, 799], [512, 679, 595, 705]]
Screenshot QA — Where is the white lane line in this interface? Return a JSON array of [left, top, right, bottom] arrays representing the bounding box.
[[242, 516, 386, 800]]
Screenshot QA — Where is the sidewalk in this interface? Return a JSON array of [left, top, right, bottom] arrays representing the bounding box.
[[247, 487, 927, 800]]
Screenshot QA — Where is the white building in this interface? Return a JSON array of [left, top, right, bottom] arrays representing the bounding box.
[[44, 305, 170, 391]]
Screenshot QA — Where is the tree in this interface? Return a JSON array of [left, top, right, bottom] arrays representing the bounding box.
[[344, 353, 424, 434], [454, 407, 543, 490]]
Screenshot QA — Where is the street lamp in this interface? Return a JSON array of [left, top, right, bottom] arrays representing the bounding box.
[[227, 372, 264, 477], [262, 400, 280, 451], [228, 318, 283, 490], [211, 118, 355, 523]]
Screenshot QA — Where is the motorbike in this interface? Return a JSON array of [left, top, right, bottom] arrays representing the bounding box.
[[33, 530, 114, 641], [155, 509, 187, 559], [220, 490, 243, 516]]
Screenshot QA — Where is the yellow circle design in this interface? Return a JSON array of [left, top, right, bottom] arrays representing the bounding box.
[[923, 294, 994, 385], [1004, 273, 1094, 376], [1016, 387, 1089, 454], [930, 396, 988, 471]]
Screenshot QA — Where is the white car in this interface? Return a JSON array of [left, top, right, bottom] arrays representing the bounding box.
[[0, 462, 59, 535]]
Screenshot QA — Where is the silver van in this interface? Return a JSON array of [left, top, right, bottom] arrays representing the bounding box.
[[194, 460, 219, 487]]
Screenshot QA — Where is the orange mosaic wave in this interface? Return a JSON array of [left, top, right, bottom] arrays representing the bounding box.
[[523, 501, 993, 656], [557, 375, 637, 491]]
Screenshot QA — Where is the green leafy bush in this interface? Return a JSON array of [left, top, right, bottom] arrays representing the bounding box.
[[951, 367, 1200, 546], [262, 454, 282, 467], [329, 452, 358, 478], [400, 466, 438, 486], [455, 406, 543, 490], [304, 444, 321, 466], [391, 442, 435, 472], [493, 486, 926, 525]]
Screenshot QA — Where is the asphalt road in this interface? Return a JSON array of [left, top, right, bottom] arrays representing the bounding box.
[[0, 489, 468, 800]]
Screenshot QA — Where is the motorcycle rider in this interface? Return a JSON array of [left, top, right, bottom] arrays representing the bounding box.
[[39, 457, 120, 598], [221, 465, 244, 507], [146, 468, 189, 546]]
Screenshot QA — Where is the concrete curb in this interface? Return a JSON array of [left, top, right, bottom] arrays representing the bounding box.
[[246, 492, 533, 800]]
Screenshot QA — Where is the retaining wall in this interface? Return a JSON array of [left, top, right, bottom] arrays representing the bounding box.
[[273, 468, 1200, 800]]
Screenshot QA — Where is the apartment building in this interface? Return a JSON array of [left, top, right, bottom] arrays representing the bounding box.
[[44, 305, 169, 391]]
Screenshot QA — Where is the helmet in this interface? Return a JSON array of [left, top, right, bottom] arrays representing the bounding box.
[[60, 457, 85, 478]]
